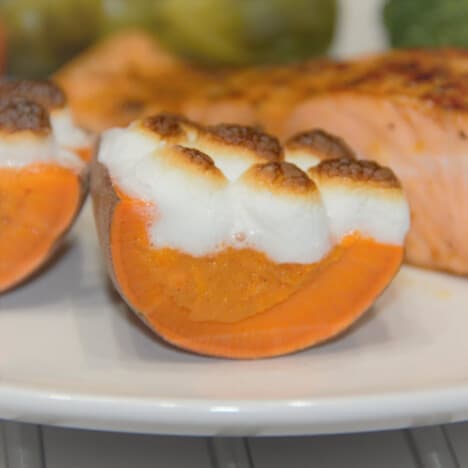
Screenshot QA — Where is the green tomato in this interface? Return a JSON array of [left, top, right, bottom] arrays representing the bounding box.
[[154, 0, 337, 65]]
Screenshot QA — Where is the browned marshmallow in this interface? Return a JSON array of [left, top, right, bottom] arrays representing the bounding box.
[[0, 81, 87, 171], [0, 80, 66, 110], [0, 96, 51, 136], [285, 129, 356, 172], [207, 124, 282, 161], [191, 124, 283, 180], [156, 144, 226, 185], [310, 158, 400, 190], [242, 161, 316, 197], [308, 158, 409, 245], [139, 113, 201, 143], [232, 162, 330, 263]]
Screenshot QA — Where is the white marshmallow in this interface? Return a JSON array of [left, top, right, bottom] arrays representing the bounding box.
[[0, 134, 83, 172], [98, 126, 161, 197], [0, 106, 87, 171], [51, 108, 92, 150], [138, 151, 230, 256], [99, 125, 332, 263], [197, 148, 258, 181], [315, 182, 410, 245], [230, 180, 331, 263], [285, 149, 322, 172]]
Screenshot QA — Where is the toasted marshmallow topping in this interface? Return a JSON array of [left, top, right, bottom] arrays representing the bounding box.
[[232, 162, 331, 263], [309, 159, 410, 245], [142, 146, 230, 255], [137, 115, 284, 180], [190, 124, 283, 180], [0, 96, 83, 171], [140, 113, 200, 143], [0, 81, 88, 171], [99, 115, 410, 263], [0, 96, 50, 134], [285, 129, 356, 172], [0, 80, 66, 110]]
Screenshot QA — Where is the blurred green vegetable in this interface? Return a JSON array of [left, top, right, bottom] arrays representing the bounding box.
[[99, 0, 155, 36], [154, 0, 337, 65], [384, 0, 468, 48], [1, 0, 337, 78], [1, 0, 101, 78]]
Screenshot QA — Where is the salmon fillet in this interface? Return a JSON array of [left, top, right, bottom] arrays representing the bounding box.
[[55, 31, 468, 275]]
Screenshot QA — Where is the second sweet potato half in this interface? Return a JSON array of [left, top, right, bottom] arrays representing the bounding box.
[[0, 80, 91, 292], [92, 114, 410, 359]]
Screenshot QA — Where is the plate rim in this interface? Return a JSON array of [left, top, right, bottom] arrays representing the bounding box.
[[2, 381, 468, 435]]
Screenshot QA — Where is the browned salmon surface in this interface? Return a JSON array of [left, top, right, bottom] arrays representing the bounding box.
[[55, 31, 468, 274]]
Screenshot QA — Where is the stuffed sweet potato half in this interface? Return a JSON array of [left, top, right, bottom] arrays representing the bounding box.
[[92, 113, 410, 359], [0, 80, 91, 292]]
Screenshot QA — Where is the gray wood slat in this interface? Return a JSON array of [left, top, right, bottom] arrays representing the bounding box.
[[248, 431, 419, 468], [0, 423, 7, 468], [1, 423, 44, 468], [209, 438, 252, 468], [2, 421, 468, 467], [42, 426, 211, 468], [408, 427, 459, 468], [444, 422, 468, 467]]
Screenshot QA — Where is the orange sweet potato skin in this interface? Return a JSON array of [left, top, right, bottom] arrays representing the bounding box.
[[91, 161, 163, 335], [0, 164, 89, 293], [91, 161, 119, 287]]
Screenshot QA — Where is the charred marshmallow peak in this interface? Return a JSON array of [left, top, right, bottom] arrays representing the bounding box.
[[0, 79, 90, 149], [0, 81, 86, 171], [0, 79, 66, 111], [285, 129, 356, 172], [136, 114, 283, 180], [139, 113, 201, 144], [192, 124, 283, 180], [0, 96, 83, 171], [232, 162, 331, 263], [308, 158, 410, 245], [0, 96, 52, 165], [153, 145, 226, 185], [0, 96, 51, 136]]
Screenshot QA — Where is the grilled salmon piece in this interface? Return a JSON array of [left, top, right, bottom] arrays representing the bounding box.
[[276, 49, 468, 275], [55, 32, 468, 274]]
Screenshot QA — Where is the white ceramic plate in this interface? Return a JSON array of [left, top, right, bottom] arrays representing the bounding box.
[[0, 204, 467, 436], [1, 0, 466, 436]]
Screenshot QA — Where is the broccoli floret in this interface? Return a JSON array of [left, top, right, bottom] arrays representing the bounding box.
[[384, 0, 468, 48]]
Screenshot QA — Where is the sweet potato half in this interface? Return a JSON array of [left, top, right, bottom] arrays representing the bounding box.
[[92, 114, 409, 359], [0, 80, 91, 292]]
